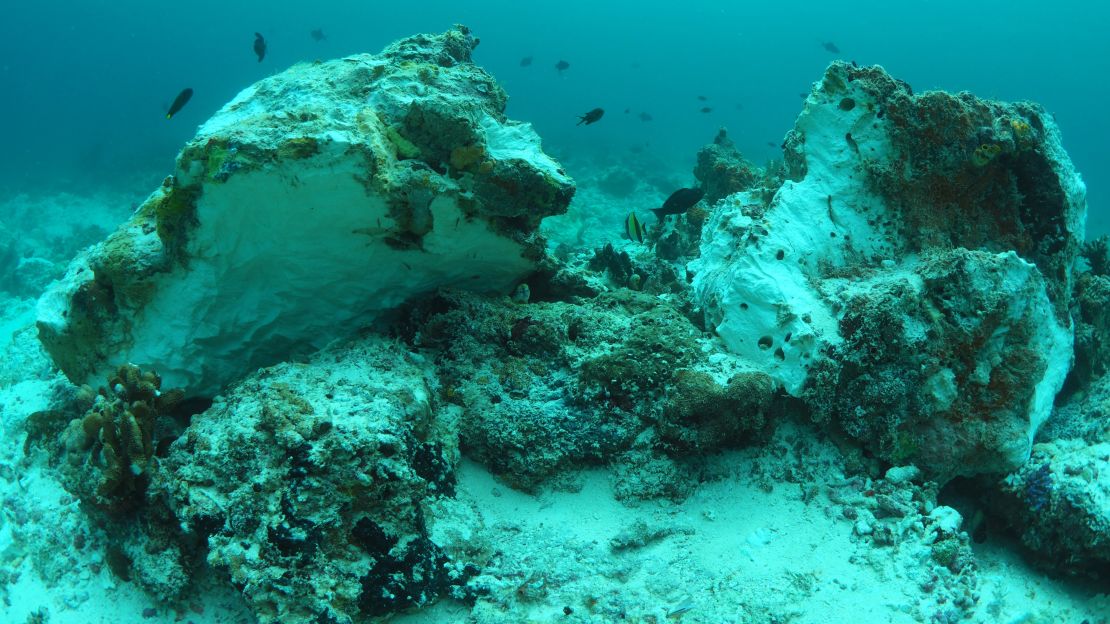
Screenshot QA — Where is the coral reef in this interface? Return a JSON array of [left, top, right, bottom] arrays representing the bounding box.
[[692, 61, 1083, 480], [989, 439, 1110, 577], [805, 249, 1068, 478], [692, 127, 763, 205], [406, 287, 764, 492], [36, 25, 573, 395], [151, 336, 469, 623], [59, 364, 183, 514], [1068, 260, 1110, 392]]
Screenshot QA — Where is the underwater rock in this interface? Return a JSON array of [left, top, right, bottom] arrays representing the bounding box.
[[692, 61, 1084, 479], [1069, 270, 1110, 391], [37, 26, 573, 395], [152, 336, 469, 623], [805, 249, 1069, 477], [407, 288, 760, 492], [990, 439, 1110, 577], [692, 127, 762, 205]]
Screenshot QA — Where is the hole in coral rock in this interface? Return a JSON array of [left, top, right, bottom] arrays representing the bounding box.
[[758, 336, 773, 350]]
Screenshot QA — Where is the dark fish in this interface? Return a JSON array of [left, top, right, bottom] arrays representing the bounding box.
[[577, 107, 604, 126], [624, 108, 631, 114], [555, 60, 570, 73], [254, 32, 267, 62], [520, 56, 533, 67], [799, 92, 808, 98], [700, 107, 713, 113], [766, 141, 776, 147], [310, 28, 326, 42], [734, 103, 744, 111], [697, 95, 708, 101], [821, 41, 840, 53], [625, 212, 647, 243], [165, 88, 193, 119], [638, 111, 653, 122], [651, 187, 705, 220]]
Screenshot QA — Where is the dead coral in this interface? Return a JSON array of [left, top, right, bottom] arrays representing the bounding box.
[[658, 370, 773, 453], [693, 127, 762, 205]]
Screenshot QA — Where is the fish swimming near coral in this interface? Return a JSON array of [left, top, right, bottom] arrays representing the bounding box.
[[625, 212, 647, 243], [821, 41, 840, 54], [253, 32, 267, 62], [520, 56, 533, 67], [165, 88, 193, 119], [651, 187, 705, 220], [555, 59, 570, 74], [577, 107, 604, 126], [310, 28, 326, 42]]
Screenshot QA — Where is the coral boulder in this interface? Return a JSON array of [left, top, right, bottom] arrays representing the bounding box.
[[692, 62, 1084, 479], [37, 26, 573, 395]]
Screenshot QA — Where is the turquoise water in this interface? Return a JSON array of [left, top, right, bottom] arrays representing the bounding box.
[[1, 0, 1106, 234]]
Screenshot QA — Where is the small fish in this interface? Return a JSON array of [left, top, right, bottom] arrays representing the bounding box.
[[845, 132, 859, 154], [624, 108, 631, 114], [253, 32, 267, 62], [638, 111, 653, 122], [555, 59, 570, 73], [165, 88, 193, 119], [697, 95, 708, 101], [821, 41, 840, 54], [798, 92, 808, 99], [577, 107, 604, 126], [699, 107, 713, 113], [652, 187, 705, 220], [625, 212, 647, 243], [310, 28, 326, 42], [520, 56, 533, 67], [734, 102, 744, 111], [766, 141, 777, 147]]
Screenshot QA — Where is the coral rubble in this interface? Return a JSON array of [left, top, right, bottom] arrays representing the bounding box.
[[37, 26, 573, 395]]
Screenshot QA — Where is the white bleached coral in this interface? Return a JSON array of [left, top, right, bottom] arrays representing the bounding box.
[[37, 26, 573, 395], [691, 61, 1084, 478]]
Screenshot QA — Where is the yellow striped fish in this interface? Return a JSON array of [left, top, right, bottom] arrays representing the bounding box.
[[625, 212, 647, 243]]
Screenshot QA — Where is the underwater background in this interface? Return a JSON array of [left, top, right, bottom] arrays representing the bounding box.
[[1, 0, 1107, 235], [2, 2, 1110, 623]]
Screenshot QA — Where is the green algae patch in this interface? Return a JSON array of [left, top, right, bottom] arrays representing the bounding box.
[[277, 136, 320, 160], [180, 138, 267, 184], [152, 184, 201, 261], [385, 124, 422, 159]]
